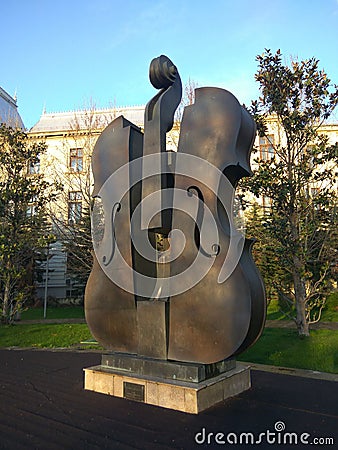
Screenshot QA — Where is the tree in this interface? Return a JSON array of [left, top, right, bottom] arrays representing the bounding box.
[[243, 49, 338, 336], [168, 78, 199, 149], [243, 202, 285, 305], [48, 101, 116, 294], [175, 77, 199, 121], [0, 124, 60, 323]]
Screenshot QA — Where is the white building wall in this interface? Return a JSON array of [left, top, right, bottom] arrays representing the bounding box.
[[29, 107, 338, 300]]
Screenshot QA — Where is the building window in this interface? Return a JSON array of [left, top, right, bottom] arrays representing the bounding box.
[[259, 135, 275, 161], [306, 145, 315, 168], [68, 191, 82, 224], [69, 148, 83, 172], [262, 195, 272, 211], [27, 195, 38, 217], [310, 187, 320, 197], [28, 156, 40, 174], [27, 204, 37, 217]]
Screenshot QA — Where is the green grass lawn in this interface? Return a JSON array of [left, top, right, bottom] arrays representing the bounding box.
[[0, 323, 96, 349], [266, 291, 338, 321], [238, 327, 338, 374], [0, 322, 337, 374], [4, 293, 338, 373], [21, 306, 85, 320], [321, 292, 338, 321], [20, 291, 337, 322]]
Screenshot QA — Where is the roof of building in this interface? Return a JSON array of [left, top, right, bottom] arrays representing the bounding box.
[[0, 86, 24, 129], [29, 105, 145, 134]]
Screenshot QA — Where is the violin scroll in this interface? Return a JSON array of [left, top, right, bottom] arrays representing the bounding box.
[[149, 55, 178, 90]]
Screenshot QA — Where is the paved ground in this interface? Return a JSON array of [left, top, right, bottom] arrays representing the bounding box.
[[0, 349, 337, 449]]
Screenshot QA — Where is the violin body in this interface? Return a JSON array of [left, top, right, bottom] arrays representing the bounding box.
[[168, 88, 266, 363], [85, 56, 266, 365], [85, 117, 142, 352]]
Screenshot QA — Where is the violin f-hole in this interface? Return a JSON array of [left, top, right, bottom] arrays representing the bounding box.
[[102, 201, 121, 266], [187, 186, 219, 257]]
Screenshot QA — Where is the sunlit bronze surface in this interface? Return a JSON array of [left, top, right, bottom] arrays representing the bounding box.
[[85, 56, 266, 364]]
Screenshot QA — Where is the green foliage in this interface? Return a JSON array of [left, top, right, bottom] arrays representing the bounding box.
[[244, 203, 286, 304], [266, 292, 338, 321], [0, 124, 61, 323], [21, 305, 85, 320], [266, 300, 288, 320], [63, 204, 92, 286], [243, 49, 338, 335], [253, 49, 337, 125], [321, 292, 338, 321], [238, 328, 338, 374]]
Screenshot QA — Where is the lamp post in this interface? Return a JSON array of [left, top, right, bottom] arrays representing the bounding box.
[[43, 245, 50, 319]]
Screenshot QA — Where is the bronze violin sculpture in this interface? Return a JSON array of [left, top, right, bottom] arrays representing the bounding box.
[[85, 55, 266, 365]]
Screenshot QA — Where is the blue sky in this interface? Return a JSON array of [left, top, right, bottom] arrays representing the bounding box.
[[2, 0, 338, 129]]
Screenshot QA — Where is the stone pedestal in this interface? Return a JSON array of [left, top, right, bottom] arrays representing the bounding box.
[[84, 354, 251, 414]]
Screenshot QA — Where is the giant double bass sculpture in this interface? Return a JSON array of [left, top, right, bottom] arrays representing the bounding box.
[[85, 55, 266, 365]]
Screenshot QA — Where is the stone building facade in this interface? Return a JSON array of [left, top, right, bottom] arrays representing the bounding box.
[[29, 106, 145, 300], [28, 106, 338, 301]]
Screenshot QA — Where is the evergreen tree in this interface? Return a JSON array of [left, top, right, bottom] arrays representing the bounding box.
[[0, 124, 60, 323], [244, 49, 338, 336]]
